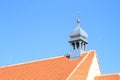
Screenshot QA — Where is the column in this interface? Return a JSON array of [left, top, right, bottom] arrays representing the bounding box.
[[84, 43, 86, 51], [74, 42, 77, 50], [79, 41, 81, 50], [70, 43, 73, 51], [81, 41, 83, 51]]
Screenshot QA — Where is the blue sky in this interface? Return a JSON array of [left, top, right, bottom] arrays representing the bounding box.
[[0, 0, 120, 74]]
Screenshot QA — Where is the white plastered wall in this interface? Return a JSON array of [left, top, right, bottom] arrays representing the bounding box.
[[87, 52, 101, 80]]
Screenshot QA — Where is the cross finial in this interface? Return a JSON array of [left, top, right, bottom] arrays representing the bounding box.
[[76, 12, 80, 24]]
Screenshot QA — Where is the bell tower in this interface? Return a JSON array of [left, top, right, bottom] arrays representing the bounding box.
[[69, 19, 88, 59]]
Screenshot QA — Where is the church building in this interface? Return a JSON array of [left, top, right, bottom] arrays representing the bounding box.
[[0, 19, 120, 80]]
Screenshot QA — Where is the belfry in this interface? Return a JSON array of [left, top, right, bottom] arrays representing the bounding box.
[[69, 19, 88, 59]]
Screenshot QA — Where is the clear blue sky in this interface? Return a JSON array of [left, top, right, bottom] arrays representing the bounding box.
[[0, 0, 120, 74]]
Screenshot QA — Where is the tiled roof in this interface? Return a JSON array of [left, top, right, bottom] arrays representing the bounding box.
[[0, 51, 89, 80], [95, 74, 120, 80], [1, 50, 118, 80], [67, 50, 95, 80]]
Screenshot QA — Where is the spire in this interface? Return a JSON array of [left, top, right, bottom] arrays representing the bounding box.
[[69, 18, 88, 40], [76, 18, 80, 27], [76, 13, 80, 25]]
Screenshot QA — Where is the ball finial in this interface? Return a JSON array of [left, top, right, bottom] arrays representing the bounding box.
[[77, 19, 80, 23]]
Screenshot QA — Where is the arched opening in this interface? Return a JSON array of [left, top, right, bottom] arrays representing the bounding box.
[[72, 42, 75, 50], [76, 42, 79, 49]]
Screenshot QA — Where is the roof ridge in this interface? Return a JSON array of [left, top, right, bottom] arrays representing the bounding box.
[[0, 56, 64, 68], [97, 73, 120, 76], [66, 50, 92, 80]]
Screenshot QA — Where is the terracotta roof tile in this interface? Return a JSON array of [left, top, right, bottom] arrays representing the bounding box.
[[95, 74, 120, 80], [67, 50, 95, 80], [0, 52, 88, 80]]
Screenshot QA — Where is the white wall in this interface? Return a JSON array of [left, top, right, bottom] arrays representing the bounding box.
[[87, 53, 101, 80]]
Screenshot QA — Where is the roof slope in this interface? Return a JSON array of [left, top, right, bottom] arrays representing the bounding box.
[[95, 74, 120, 80], [0, 50, 103, 80], [67, 50, 97, 80], [0, 52, 88, 80]]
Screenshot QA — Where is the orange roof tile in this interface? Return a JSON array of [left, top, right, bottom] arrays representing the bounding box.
[[0, 52, 88, 80], [67, 50, 95, 80], [1, 50, 110, 80], [95, 74, 120, 80]]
